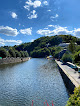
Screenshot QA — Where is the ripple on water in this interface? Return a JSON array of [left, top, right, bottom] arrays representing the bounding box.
[[0, 58, 69, 106]]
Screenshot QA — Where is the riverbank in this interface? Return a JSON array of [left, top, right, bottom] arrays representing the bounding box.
[[0, 57, 30, 65], [55, 60, 80, 94]]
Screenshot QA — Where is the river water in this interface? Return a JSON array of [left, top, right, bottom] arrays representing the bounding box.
[[0, 58, 69, 106]]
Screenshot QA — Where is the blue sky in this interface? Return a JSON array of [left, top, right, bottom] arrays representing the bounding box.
[[0, 0, 80, 46]]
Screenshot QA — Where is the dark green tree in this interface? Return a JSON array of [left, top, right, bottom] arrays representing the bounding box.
[[62, 51, 73, 63], [73, 50, 80, 63], [20, 51, 25, 57], [68, 42, 76, 53], [9, 48, 16, 57], [0, 47, 9, 58], [15, 50, 21, 57]]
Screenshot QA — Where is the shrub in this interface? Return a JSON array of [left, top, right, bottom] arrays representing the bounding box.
[[62, 51, 72, 63], [66, 86, 80, 106]]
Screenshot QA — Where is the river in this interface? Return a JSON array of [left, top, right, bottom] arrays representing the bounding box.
[[0, 58, 69, 106]]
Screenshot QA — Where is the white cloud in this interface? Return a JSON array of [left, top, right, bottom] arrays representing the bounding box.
[[37, 26, 72, 36], [73, 28, 80, 37], [11, 12, 17, 19], [0, 26, 19, 36], [48, 25, 55, 27], [0, 38, 22, 46], [37, 29, 54, 36], [20, 27, 32, 35], [50, 14, 59, 21], [47, 10, 51, 12], [53, 26, 72, 35], [24, 0, 41, 11], [44, 27, 48, 29], [28, 10, 37, 19], [43, 1, 48, 5], [31, 39, 35, 42]]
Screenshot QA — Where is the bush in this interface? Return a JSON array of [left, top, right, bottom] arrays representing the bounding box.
[[62, 51, 72, 63], [0, 48, 9, 58], [73, 50, 80, 63], [66, 86, 80, 106]]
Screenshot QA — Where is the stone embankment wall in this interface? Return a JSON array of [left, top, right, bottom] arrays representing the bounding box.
[[58, 66, 75, 94], [55, 60, 80, 94], [0, 57, 30, 65]]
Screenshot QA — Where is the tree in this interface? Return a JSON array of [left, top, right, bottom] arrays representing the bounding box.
[[62, 51, 73, 63], [9, 48, 16, 57], [15, 50, 21, 57], [30, 47, 50, 58], [23, 51, 29, 57], [0, 47, 9, 58], [68, 42, 76, 53], [20, 51, 24, 57], [73, 50, 80, 63]]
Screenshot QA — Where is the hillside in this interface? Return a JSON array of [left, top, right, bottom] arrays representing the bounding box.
[[14, 35, 79, 53]]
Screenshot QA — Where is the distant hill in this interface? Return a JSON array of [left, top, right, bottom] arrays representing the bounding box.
[[14, 35, 79, 54]]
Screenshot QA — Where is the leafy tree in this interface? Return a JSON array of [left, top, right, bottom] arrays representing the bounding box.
[[68, 42, 76, 53], [9, 48, 16, 57], [75, 46, 80, 52], [0, 47, 9, 58], [66, 86, 80, 106], [62, 51, 73, 63], [20, 51, 25, 57], [30, 47, 50, 58], [23, 51, 29, 57], [15, 50, 21, 57], [73, 50, 80, 63]]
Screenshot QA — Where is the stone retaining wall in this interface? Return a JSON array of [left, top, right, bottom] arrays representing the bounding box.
[[0, 57, 30, 65]]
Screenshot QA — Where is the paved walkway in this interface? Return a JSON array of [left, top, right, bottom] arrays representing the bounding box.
[[55, 60, 80, 87]]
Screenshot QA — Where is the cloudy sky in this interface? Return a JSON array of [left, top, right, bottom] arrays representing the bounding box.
[[0, 0, 80, 46]]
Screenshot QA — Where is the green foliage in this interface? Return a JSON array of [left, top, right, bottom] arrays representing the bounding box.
[[48, 47, 55, 55], [53, 46, 62, 58], [68, 42, 76, 53], [20, 51, 25, 57], [66, 86, 80, 106], [75, 46, 80, 52], [23, 51, 29, 57], [59, 35, 77, 43], [0, 47, 9, 58], [9, 48, 16, 57], [14, 35, 79, 57], [30, 47, 50, 58], [15, 50, 21, 57], [73, 50, 80, 63], [62, 51, 72, 63]]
